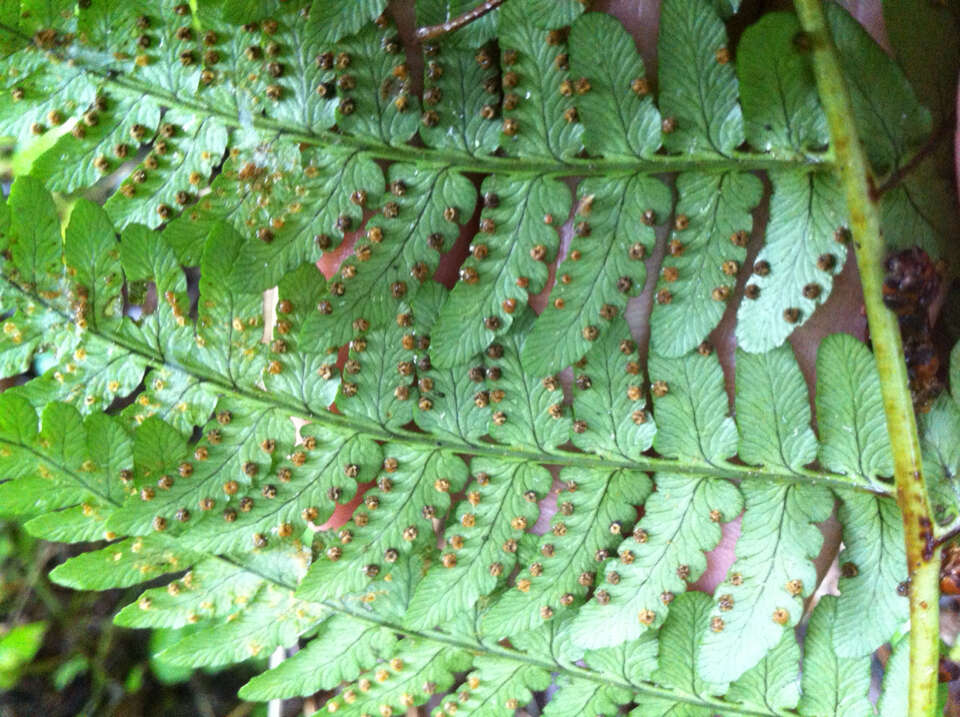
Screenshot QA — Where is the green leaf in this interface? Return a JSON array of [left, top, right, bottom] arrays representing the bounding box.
[[455, 653, 552, 715], [884, 0, 960, 127], [6, 176, 62, 294], [51, 535, 201, 590], [826, 2, 931, 174], [0, 621, 47, 689], [832, 492, 908, 657], [543, 675, 632, 717], [798, 596, 873, 717], [568, 13, 661, 157], [726, 630, 800, 711], [431, 175, 572, 367], [308, 0, 388, 44], [485, 311, 572, 451], [735, 12, 827, 153], [649, 349, 738, 463], [419, 45, 502, 155], [104, 112, 228, 232], [877, 636, 909, 717], [266, 263, 341, 413], [633, 592, 727, 715], [736, 170, 847, 352], [238, 615, 395, 700], [816, 333, 894, 481], [320, 639, 473, 715], [497, 0, 583, 159], [657, 0, 743, 154], [157, 583, 323, 668], [525, 175, 670, 373], [649, 172, 762, 356], [115, 558, 265, 629], [411, 282, 490, 444], [297, 445, 467, 603], [305, 163, 474, 349], [334, 21, 419, 146], [582, 632, 659, 685], [734, 345, 818, 472], [569, 474, 741, 650], [405, 457, 551, 629], [484, 467, 650, 637], [698, 481, 833, 683], [570, 318, 657, 462]]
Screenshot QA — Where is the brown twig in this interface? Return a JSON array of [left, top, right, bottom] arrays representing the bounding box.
[[873, 109, 957, 199], [415, 0, 506, 42]]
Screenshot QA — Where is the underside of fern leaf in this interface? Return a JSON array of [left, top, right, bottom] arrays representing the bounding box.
[[0, 0, 958, 714]]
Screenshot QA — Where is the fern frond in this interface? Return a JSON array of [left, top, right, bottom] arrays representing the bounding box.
[[1, 0, 957, 713]]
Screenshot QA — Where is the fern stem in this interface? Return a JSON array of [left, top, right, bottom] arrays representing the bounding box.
[[0, 275, 889, 495], [94, 71, 828, 177], [793, 2, 940, 715], [221, 559, 786, 717]]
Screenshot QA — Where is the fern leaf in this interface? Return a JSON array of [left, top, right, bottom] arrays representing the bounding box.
[[569, 473, 741, 650], [456, 653, 552, 715], [156, 583, 323, 668], [32, 96, 162, 195], [698, 481, 833, 683], [649, 172, 762, 356], [335, 295, 418, 430], [5, 175, 61, 294], [432, 176, 571, 367], [726, 631, 801, 712], [497, 0, 582, 159], [543, 675, 633, 717], [238, 614, 395, 700], [736, 170, 847, 352], [320, 639, 474, 715], [570, 318, 657, 461], [334, 21, 419, 145], [103, 111, 229, 231], [734, 344, 818, 472], [525, 175, 671, 373], [877, 637, 910, 717], [411, 282, 490, 444], [405, 457, 552, 629], [735, 12, 827, 153], [826, 3, 930, 175], [62, 199, 124, 325], [581, 633, 659, 685], [308, 0, 389, 45], [115, 558, 266, 629], [50, 534, 201, 590], [815, 333, 894, 481], [0, 399, 121, 517], [568, 13, 661, 158], [266, 263, 341, 413], [832, 492, 909, 657], [486, 311, 572, 451], [483, 467, 650, 637], [657, 0, 743, 155], [648, 350, 738, 463], [797, 597, 873, 717], [633, 592, 727, 715], [297, 444, 467, 603], [419, 45, 501, 155], [920, 393, 960, 524], [306, 163, 474, 350]]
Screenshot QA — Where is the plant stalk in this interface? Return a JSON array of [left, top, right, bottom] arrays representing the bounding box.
[[793, 1, 939, 715]]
